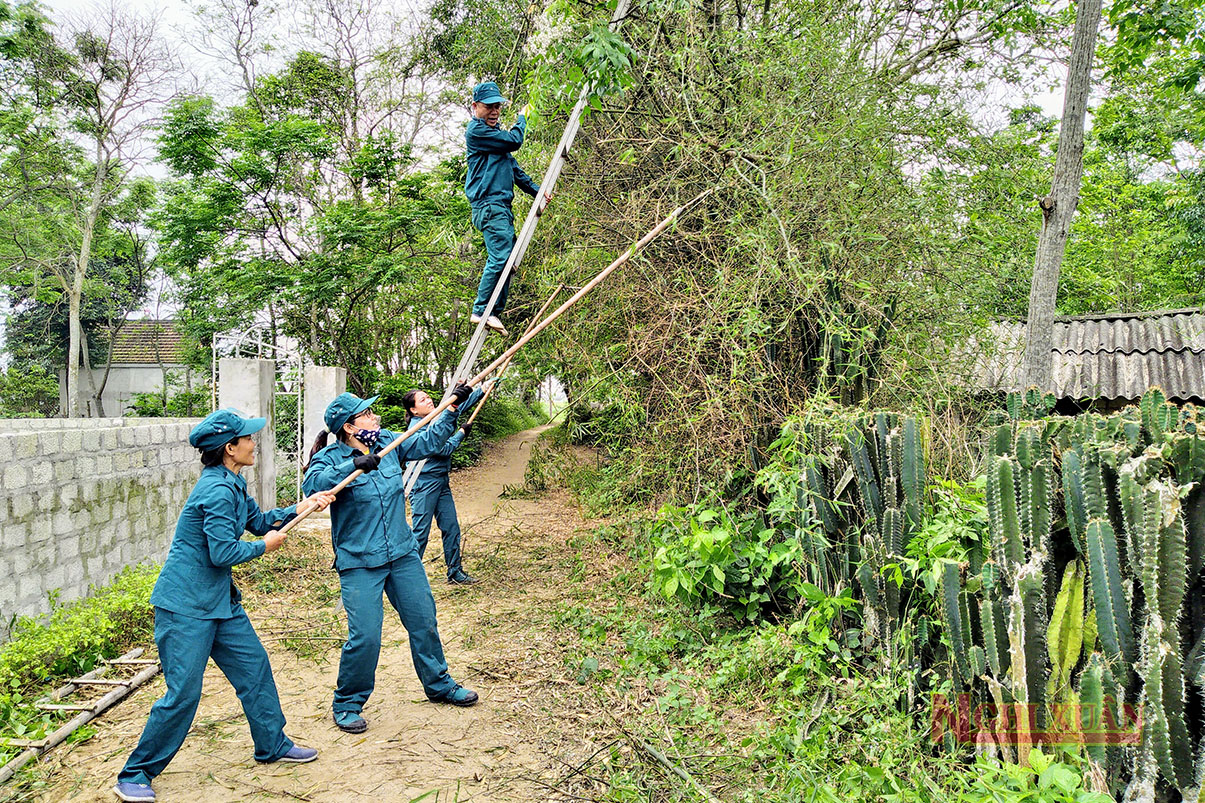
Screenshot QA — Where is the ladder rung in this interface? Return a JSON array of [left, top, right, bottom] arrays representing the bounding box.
[[35, 703, 94, 712], [0, 737, 47, 748], [72, 679, 130, 687]]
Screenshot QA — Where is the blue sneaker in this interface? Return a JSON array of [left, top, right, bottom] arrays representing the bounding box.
[[259, 744, 318, 764], [433, 685, 478, 707], [333, 710, 368, 733], [113, 782, 155, 802]]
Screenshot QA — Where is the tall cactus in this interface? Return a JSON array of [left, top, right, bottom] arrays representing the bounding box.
[[1078, 652, 1109, 768], [1144, 642, 1195, 792], [1047, 560, 1085, 703], [1062, 447, 1087, 554], [1085, 519, 1136, 674], [1009, 563, 1048, 726], [987, 457, 1025, 583], [941, 560, 971, 686]]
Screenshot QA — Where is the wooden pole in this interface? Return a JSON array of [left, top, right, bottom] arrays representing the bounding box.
[[465, 284, 563, 427], [281, 192, 707, 535]]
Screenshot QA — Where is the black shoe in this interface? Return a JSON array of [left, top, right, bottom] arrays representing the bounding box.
[[448, 572, 479, 586], [333, 711, 368, 733], [433, 685, 478, 707]]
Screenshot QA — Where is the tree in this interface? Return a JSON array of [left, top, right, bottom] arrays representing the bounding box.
[[0, 2, 176, 416], [1019, 0, 1104, 390]]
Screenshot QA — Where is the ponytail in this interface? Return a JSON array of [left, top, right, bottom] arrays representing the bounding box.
[[306, 422, 355, 467], [306, 429, 329, 467]]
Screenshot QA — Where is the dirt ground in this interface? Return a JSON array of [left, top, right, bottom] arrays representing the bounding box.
[[26, 426, 622, 803]]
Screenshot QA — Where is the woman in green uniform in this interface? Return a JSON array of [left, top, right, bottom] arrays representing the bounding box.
[[402, 382, 490, 584], [114, 409, 335, 803], [303, 387, 479, 735]]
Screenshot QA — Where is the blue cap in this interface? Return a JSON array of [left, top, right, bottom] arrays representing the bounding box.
[[472, 81, 507, 105], [189, 408, 266, 452], [324, 392, 380, 434]]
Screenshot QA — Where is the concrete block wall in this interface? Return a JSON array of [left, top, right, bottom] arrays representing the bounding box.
[[0, 417, 202, 637]]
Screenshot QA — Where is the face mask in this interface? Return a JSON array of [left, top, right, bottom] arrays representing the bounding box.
[[354, 427, 381, 448]]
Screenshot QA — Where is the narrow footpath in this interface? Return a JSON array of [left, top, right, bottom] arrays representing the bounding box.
[[31, 426, 619, 802]]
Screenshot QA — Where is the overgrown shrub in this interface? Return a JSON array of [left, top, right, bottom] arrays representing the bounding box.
[[0, 565, 158, 752], [126, 379, 211, 417], [0, 364, 58, 417], [0, 565, 159, 690]]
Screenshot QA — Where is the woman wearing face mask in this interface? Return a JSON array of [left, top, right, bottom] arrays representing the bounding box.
[[401, 380, 494, 585], [302, 388, 480, 735]]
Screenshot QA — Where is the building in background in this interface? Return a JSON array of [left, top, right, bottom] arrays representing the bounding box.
[[58, 319, 193, 416], [968, 309, 1205, 411]]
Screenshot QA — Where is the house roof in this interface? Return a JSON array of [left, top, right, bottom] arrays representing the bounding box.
[[108, 320, 188, 365], [969, 308, 1205, 401]]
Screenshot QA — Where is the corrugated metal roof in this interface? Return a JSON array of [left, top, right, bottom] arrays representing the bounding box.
[[969, 309, 1205, 401], [108, 320, 187, 365]]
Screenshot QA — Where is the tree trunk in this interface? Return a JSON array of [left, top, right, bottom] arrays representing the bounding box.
[[68, 149, 107, 417], [66, 284, 83, 417], [1020, 0, 1103, 391]]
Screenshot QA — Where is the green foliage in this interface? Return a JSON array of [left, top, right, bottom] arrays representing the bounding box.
[[0, 565, 157, 757], [0, 363, 58, 417], [953, 751, 1113, 803], [649, 503, 812, 621], [0, 565, 158, 690], [125, 376, 211, 418]]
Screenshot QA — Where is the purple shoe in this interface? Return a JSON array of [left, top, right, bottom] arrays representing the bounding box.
[[113, 782, 155, 802], [259, 744, 318, 764]]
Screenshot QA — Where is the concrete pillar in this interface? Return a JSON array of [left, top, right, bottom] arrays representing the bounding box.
[[218, 358, 276, 506], [304, 365, 346, 449]]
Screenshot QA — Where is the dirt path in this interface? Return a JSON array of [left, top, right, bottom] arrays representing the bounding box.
[[31, 426, 613, 803]]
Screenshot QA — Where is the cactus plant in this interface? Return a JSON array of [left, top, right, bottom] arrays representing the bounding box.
[[1085, 519, 1136, 673], [1047, 560, 1085, 702]]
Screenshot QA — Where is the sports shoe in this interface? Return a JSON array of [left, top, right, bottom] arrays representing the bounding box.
[[448, 571, 479, 586], [433, 685, 479, 707], [470, 313, 483, 325], [259, 744, 319, 764], [333, 710, 368, 733], [113, 782, 155, 802], [485, 316, 509, 335]]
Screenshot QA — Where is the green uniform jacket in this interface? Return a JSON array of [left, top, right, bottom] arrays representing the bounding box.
[[303, 409, 460, 571], [150, 465, 297, 619], [405, 386, 483, 484], [464, 115, 540, 211]]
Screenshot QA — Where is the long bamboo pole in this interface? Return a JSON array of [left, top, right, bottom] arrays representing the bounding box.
[[465, 284, 563, 427], [281, 192, 707, 535]]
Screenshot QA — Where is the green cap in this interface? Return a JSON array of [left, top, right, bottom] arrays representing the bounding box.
[[189, 408, 266, 452], [324, 392, 380, 434], [472, 81, 507, 105]]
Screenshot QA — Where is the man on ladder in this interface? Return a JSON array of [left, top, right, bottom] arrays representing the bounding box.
[[465, 81, 549, 336]]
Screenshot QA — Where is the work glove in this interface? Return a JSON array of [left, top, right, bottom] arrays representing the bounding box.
[[353, 453, 381, 473], [460, 423, 474, 438], [451, 384, 473, 406]]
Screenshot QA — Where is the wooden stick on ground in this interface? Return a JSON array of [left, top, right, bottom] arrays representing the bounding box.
[[0, 648, 160, 784], [282, 191, 709, 534]]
